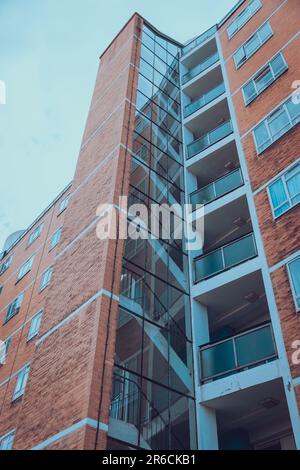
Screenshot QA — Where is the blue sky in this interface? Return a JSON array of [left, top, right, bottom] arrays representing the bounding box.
[[0, 0, 238, 249]]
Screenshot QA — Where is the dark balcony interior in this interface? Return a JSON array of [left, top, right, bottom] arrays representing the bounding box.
[[181, 37, 218, 79], [183, 65, 223, 104], [186, 99, 231, 139], [187, 140, 240, 189], [211, 379, 296, 450]]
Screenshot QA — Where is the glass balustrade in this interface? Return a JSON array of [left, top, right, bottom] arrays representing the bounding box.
[[190, 168, 243, 208], [182, 25, 217, 56], [199, 323, 277, 382], [187, 120, 233, 159], [194, 233, 257, 283], [182, 52, 219, 85], [184, 83, 226, 118]]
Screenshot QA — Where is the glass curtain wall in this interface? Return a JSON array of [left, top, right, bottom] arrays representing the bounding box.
[[109, 24, 196, 450]]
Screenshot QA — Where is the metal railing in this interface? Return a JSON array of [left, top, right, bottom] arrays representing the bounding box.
[[187, 120, 233, 159], [182, 52, 219, 85], [182, 25, 217, 56], [184, 83, 225, 118], [110, 374, 185, 449], [190, 168, 243, 208], [199, 323, 277, 383], [194, 232, 257, 283]]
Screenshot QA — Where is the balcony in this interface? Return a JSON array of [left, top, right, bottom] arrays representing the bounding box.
[[187, 120, 233, 160], [184, 83, 226, 118], [194, 233, 257, 283], [190, 168, 243, 209], [199, 323, 277, 383], [182, 25, 217, 56], [182, 52, 219, 85]]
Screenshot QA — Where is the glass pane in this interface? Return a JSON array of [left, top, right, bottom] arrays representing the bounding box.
[[223, 234, 256, 269], [201, 340, 235, 379], [289, 258, 300, 297], [269, 108, 290, 140], [245, 35, 260, 56], [191, 184, 215, 206], [259, 22, 272, 42], [269, 178, 288, 209], [195, 250, 224, 281], [271, 54, 286, 77], [243, 81, 256, 103], [287, 171, 300, 198], [254, 121, 271, 151], [215, 169, 243, 198], [255, 67, 273, 92], [235, 326, 275, 367], [274, 202, 290, 217], [286, 99, 300, 125]]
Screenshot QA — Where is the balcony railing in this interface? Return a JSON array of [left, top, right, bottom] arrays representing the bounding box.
[[194, 232, 257, 283], [199, 323, 277, 383], [182, 52, 219, 85], [187, 120, 233, 159], [182, 25, 217, 56], [184, 83, 226, 118], [190, 168, 243, 209]]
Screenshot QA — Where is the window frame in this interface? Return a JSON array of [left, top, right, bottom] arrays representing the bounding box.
[[16, 255, 34, 282], [28, 224, 43, 247], [27, 310, 43, 341], [49, 227, 62, 251], [227, 0, 262, 39], [242, 53, 288, 105], [0, 430, 15, 450], [4, 293, 24, 324], [0, 255, 13, 276], [267, 163, 300, 219], [287, 257, 300, 313], [40, 266, 53, 291], [253, 95, 300, 154], [12, 365, 30, 401], [233, 22, 273, 69], [58, 194, 71, 215]]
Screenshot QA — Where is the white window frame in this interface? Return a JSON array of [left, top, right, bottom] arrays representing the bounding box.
[[287, 257, 300, 313], [13, 365, 30, 401], [227, 0, 262, 39], [40, 266, 53, 291], [0, 430, 15, 450], [242, 52, 288, 105], [58, 194, 71, 215], [234, 22, 273, 69], [17, 255, 34, 282], [267, 163, 300, 219], [27, 311, 43, 341], [5, 293, 24, 323], [0, 255, 13, 276], [50, 227, 62, 250], [28, 224, 43, 246], [253, 95, 300, 154]]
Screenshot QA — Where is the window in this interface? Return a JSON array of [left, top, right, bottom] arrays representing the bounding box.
[[17, 256, 34, 282], [0, 431, 15, 450], [234, 22, 273, 69], [253, 95, 300, 153], [40, 267, 53, 291], [5, 293, 24, 323], [268, 163, 300, 217], [58, 194, 70, 214], [28, 224, 43, 246], [13, 365, 30, 401], [0, 255, 12, 276], [0, 337, 12, 365], [27, 311, 43, 341], [288, 257, 300, 312], [227, 0, 262, 39], [243, 53, 288, 105], [50, 227, 62, 250]]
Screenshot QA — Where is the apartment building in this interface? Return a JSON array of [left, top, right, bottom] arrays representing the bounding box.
[[0, 0, 299, 450]]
